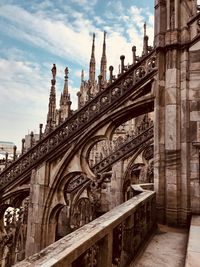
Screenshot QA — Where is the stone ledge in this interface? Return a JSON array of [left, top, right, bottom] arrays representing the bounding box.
[[13, 191, 156, 267], [185, 215, 200, 267]]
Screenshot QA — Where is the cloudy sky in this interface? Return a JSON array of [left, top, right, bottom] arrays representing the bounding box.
[[0, 0, 154, 150]]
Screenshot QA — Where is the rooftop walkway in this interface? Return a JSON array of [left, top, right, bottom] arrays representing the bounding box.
[[185, 216, 200, 267], [129, 224, 188, 267]]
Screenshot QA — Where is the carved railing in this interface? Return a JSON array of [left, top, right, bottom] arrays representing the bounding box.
[[0, 50, 156, 189], [93, 124, 153, 174], [13, 190, 156, 267]]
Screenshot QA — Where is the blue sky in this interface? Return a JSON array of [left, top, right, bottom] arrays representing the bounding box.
[[0, 0, 154, 150]]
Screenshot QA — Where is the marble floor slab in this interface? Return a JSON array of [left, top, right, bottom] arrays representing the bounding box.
[[129, 225, 188, 267]]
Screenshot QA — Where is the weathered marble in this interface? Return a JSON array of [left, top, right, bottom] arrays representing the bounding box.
[[130, 225, 188, 267], [185, 216, 200, 267]]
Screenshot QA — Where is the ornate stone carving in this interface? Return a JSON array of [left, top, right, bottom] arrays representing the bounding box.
[[73, 243, 99, 267], [93, 123, 153, 174], [0, 51, 156, 189], [0, 200, 29, 266], [65, 175, 90, 193], [112, 223, 124, 266]]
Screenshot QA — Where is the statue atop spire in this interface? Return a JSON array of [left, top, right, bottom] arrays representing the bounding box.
[[89, 33, 96, 84], [81, 69, 84, 83], [45, 64, 57, 133], [65, 67, 69, 78], [51, 63, 57, 80]]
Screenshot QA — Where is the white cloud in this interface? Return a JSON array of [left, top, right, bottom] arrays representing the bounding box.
[[0, 58, 50, 148], [0, 5, 94, 65], [0, 3, 154, 73], [0, 1, 154, 148], [107, 0, 124, 14]]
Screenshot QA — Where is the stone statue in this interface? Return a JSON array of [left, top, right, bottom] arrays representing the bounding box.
[[51, 64, 56, 80]]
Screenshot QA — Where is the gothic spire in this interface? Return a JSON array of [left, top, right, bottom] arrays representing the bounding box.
[[46, 64, 57, 132], [59, 67, 71, 123], [89, 33, 96, 84], [100, 31, 107, 84]]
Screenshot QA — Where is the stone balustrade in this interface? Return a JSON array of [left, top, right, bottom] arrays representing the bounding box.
[[14, 190, 156, 267]]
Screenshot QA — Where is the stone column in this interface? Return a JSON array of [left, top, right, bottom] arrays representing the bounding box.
[[154, 53, 166, 224], [154, 0, 167, 224], [25, 163, 49, 256], [164, 49, 181, 225], [179, 49, 191, 225], [189, 42, 200, 215], [154, 0, 195, 226]]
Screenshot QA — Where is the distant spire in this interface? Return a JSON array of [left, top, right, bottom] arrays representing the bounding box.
[[60, 92, 63, 106], [142, 22, 148, 56], [59, 67, 71, 123], [89, 33, 96, 84], [100, 31, 107, 84], [63, 67, 69, 96], [144, 21, 146, 37]]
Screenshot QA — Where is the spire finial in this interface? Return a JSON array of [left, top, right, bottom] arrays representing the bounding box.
[[65, 67, 69, 79], [104, 31, 106, 44], [144, 21, 147, 37], [63, 67, 69, 96], [92, 33, 95, 57], [51, 64, 56, 80], [81, 70, 84, 82]]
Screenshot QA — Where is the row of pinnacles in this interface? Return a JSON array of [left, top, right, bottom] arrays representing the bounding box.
[[1, 1, 200, 266], [0, 23, 153, 170], [0, 21, 156, 267], [42, 25, 153, 166], [44, 24, 153, 143], [44, 31, 110, 135]]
